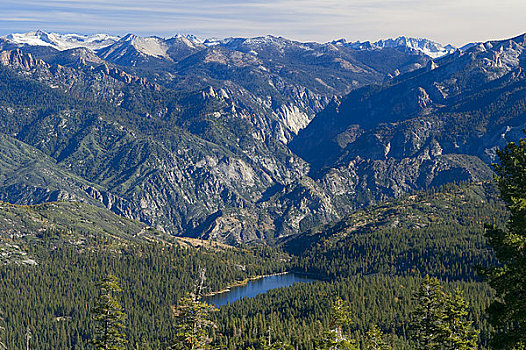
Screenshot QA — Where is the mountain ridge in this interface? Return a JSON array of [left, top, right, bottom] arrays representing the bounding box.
[[2, 30, 458, 59], [0, 31, 524, 244]]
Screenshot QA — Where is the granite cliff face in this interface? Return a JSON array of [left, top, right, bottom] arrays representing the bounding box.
[[0, 32, 524, 243]]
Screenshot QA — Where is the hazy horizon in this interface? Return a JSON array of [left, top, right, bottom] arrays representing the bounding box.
[[1, 0, 525, 46]]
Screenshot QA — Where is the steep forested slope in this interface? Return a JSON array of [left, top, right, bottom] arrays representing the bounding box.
[[0, 199, 288, 348], [209, 182, 506, 349], [286, 182, 506, 279], [0, 182, 503, 349]]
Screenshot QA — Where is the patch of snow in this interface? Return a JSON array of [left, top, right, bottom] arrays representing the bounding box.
[[460, 42, 480, 51], [120, 34, 170, 58], [169, 34, 205, 49], [203, 38, 222, 47]]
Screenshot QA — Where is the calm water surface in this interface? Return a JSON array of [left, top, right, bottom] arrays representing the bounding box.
[[204, 272, 316, 307]]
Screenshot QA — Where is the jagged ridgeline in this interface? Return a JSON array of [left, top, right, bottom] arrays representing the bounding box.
[[3, 32, 524, 243]]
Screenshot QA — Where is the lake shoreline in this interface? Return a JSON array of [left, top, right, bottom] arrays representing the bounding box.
[[204, 271, 289, 298]]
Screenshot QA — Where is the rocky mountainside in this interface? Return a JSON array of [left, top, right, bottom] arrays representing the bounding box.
[[1, 32, 435, 143], [0, 133, 99, 205], [0, 31, 524, 244], [290, 33, 526, 204]]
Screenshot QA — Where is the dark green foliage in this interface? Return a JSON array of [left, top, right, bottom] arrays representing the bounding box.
[[171, 294, 217, 350], [0, 243, 287, 349], [0, 181, 501, 349], [260, 338, 294, 350], [90, 275, 127, 350], [213, 275, 491, 350], [316, 297, 358, 350], [442, 289, 478, 350], [410, 276, 478, 350], [214, 183, 499, 349], [364, 325, 391, 350], [290, 182, 506, 280], [410, 275, 448, 349], [170, 268, 218, 350], [484, 133, 526, 349]]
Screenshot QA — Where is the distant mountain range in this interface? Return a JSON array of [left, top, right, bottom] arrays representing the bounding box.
[[3, 30, 458, 59], [0, 30, 524, 244]]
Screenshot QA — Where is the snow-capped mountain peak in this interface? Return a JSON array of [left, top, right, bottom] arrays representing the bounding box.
[[3, 31, 119, 51], [332, 36, 457, 59], [374, 36, 456, 58], [3, 31, 459, 59]]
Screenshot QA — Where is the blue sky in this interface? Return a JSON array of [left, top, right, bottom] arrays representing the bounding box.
[[1, 0, 525, 46]]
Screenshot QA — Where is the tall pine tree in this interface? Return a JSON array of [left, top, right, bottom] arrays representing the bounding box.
[[316, 297, 358, 350], [411, 275, 448, 350], [411, 275, 478, 349], [484, 133, 526, 349], [170, 267, 217, 350], [90, 274, 127, 350], [441, 289, 478, 350]]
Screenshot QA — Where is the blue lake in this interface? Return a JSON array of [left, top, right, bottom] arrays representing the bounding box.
[[204, 272, 317, 307]]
